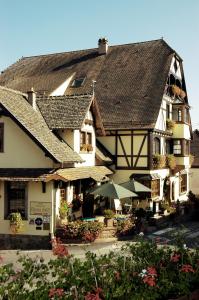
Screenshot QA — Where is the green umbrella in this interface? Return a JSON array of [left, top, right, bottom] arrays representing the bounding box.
[[120, 179, 151, 193], [90, 181, 138, 199]]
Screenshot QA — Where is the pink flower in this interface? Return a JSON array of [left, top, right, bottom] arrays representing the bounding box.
[[143, 275, 156, 287], [85, 288, 103, 300], [49, 288, 64, 298], [115, 271, 120, 281], [52, 238, 69, 257], [180, 264, 195, 273], [170, 253, 180, 263], [147, 267, 157, 276]]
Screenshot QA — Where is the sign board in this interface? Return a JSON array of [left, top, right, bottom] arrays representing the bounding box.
[[30, 202, 51, 216]]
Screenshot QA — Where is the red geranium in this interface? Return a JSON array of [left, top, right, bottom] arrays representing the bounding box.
[[180, 264, 195, 273], [170, 253, 181, 263]]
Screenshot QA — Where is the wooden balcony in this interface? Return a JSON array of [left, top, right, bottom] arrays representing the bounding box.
[[172, 123, 190, 139]]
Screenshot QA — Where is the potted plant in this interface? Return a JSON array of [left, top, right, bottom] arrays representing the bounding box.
[[166, 154, 176, 170], [103, 209, 115, 227], [166, 119, 175, 131], [80, 144, 87, 152], [180, 89, 186, 99], [87, 144, 93, 152], [59, 200, 69, 225], [172, 85, 181, 97], [153, 154, 166, 169], [9, 212, 23, 234]]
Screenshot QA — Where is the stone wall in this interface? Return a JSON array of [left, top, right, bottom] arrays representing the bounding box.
[[0, 234, 51, 250]]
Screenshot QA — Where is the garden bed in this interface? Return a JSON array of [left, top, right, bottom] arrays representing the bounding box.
[[1, 238, 199, 299]]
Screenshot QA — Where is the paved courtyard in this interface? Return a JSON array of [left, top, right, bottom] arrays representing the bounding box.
[[0, 221, 199, 267], [146, 221, 199, 248]]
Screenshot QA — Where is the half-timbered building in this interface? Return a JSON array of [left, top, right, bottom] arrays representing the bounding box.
[[0, 38, 191, 219]]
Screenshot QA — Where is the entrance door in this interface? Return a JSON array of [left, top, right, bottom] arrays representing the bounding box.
[[82, 194, 94, 218]]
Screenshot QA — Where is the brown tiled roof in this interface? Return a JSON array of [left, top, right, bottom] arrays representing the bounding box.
[[190, 130, 199, 167], [0, 39, 175, 129], [0, 168, 55, 181], [0, 87, 82, 163], [37, 94, 93, 129], [47, 166, 113, 182]]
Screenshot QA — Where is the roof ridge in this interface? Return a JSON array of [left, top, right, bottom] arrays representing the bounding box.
[[0, 85, 27, 97], [37, 93, 92, 99], [17, 38, 165, 61], [0, 57, 24, 74]]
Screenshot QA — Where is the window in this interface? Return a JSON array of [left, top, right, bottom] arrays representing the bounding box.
[[178, 109, 182, 122], [151, 180, 160, 198], [80, 131, 92, 151], [185, 108, 189, 124], [5, 182, 27, 219], [185, 140, 190, 156], [166, 140, 173, 154], [180, 174, 187, 193], [80, 132, 86, 146], [0, 123, 4, 152], [174, 60, 178, 73], [154, 137, 161, 154], [71, 78, 85, 88], [60, 189, 66, 200], [87, 132, 92, 145], [166, 104, 170, 119], [173, 140, 182, 155]]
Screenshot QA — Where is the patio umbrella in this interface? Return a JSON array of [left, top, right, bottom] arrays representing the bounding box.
[[120, 179, 151, 193], [90, 181, 138, 199]]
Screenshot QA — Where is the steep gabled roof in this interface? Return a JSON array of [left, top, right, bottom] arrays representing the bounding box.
[[37, 94, 93, 129], [0, 87, 82, 163], [0, 39, 175, 129]]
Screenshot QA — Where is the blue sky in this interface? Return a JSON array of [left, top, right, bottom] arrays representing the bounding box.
[[1, 0, 199, 127]]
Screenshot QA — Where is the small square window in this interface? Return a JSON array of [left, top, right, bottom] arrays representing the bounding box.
[[71, 78, 85, 88]]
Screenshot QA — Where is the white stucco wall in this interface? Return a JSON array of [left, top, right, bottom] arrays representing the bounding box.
[[50, 74, 75, 96], [0, 116, 54, 168], [0, 181, 55, 236]]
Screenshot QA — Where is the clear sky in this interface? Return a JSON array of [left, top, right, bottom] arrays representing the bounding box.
[[1, 0, 199, 127]]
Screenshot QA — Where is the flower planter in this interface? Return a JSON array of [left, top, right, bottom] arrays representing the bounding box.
[[10, 223, 22, 234], [104, 218, 114, 227]]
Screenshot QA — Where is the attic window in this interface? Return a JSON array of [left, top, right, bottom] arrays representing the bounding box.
[[71, 78, 85, 88], [174, 60, 178, 73]]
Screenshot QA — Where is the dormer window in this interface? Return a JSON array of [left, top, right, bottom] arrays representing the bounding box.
[[71, 77, 85, 88]]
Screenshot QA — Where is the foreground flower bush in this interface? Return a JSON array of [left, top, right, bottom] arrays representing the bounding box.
[[0, 238, 199, 299]]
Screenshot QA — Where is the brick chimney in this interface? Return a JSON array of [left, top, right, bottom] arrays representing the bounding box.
[[27, 88, 37, 110], [98, 38, 108, 55]]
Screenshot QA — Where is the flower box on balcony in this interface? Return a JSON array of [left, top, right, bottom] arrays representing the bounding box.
[[153, 154, 166, 169], [166, 154, 176, 170], [166, 119, 175, 131]]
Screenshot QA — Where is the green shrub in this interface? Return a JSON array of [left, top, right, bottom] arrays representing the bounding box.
[[103, 209, 115, 219], [1, 239, 199, 299]]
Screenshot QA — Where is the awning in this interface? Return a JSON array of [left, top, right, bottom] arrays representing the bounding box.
[[46, 166, 113, 182], [0, 168, 55, 182]]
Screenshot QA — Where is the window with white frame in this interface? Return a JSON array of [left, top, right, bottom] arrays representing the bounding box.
[[173, 140, 182, 154]]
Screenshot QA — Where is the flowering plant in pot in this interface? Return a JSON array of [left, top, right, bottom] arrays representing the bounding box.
[[103, 209, 115, 227], [9, 212, 23, 234]]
